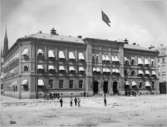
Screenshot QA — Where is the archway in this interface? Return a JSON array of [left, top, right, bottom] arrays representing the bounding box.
[[113, 81, 118, 94], [103, 81, 108, 94], [93, 81, 99, 94]]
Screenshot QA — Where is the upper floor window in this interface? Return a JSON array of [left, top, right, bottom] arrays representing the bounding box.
[[59, 80, 63, 88], [22, 48, 29, 59], [69, 51, 75, 60], [131, 57, 135, 65], [48, 79, 53, 88], [131, 70, 135, 76], [79, 80, 83, 88], [58, 50, 65, 59], [24, 65, 29, 72], [48, 50, 55, 60], [37, 49, 44, 60], [162, 58, 165, 63], [69, 80, 73, 88], [78, 52, 85, 60], [37, 65, 44, 73]]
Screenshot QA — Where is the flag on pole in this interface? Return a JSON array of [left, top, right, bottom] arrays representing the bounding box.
[[101, 10, 111, 27]]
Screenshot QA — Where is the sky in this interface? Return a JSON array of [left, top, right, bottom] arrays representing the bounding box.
[[0, 0, 167, 49]]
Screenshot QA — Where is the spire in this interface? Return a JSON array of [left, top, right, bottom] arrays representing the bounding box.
[[2, 27, 9, 57]]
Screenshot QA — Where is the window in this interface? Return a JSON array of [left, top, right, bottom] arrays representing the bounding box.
[[49, 79, 53, 88], [59, 80, 63, 88], [139, 82, 142, 89], [23, 85, 29, 91], [124, 70, 128, 76], [79, 80, 83, 88], [92, 56, 95, 64], [131, 70, 135, 76], [131, 59, 135, 65], [162, 58, 165, 63], [24, 65, 29, 72], [69, 80, 73, 88], [96, 56, 99, 64]]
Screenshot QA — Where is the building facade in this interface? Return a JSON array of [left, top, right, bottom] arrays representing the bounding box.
[[158, 45, 167, 94], [0, 30, 159, 98]]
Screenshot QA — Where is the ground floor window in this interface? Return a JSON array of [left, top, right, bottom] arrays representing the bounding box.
[[23, 85, 29, 91], [69, 80, 73, 88], [59, 80, 63, 88], [79, 80, 83, 88], [48, 79, 53, 88]]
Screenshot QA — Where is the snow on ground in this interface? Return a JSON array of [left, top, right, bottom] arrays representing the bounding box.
[[0, 95, 167, 127]]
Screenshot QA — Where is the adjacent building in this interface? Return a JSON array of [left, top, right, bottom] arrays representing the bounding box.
[[0, 29, 160, 98]]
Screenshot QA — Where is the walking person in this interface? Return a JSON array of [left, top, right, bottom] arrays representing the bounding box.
[[74, 97, 77, 106], [77, 97, 80, 107], [70, 97, 73, 107], [104, 94, 107, 106], [59, 97, 63, 107]]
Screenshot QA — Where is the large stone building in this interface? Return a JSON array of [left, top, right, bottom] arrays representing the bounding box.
[[0, 29, 159, 98], [158, 44, 167, 94]]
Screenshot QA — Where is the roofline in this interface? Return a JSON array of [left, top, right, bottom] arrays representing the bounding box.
[[124, 47, 159, 54]]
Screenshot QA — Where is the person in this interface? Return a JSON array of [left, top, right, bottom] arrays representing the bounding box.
[[70, 97, 73, 107], [104, 96, 107, 106], [77, 97, 80, 107], [59, 97, 63, 107], [74, 97, 77, 106]]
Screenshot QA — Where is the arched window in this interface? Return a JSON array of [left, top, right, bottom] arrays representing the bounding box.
[[131, 70, 135, 76], [24, 66, 29, 72]]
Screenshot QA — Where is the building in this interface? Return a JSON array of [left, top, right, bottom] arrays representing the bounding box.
[[158, 45, 167, 94], [124, 42, 159, 95], [0, 29, 159, 98]]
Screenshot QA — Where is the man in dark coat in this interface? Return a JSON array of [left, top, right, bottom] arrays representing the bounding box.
[[74, 97, 77, 106], [60, 98, 63, 107]]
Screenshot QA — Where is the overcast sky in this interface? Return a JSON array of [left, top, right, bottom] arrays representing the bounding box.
[[1, 0, 167, 49]]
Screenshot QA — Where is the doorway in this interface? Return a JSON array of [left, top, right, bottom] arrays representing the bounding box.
[[103, 81, 108, 94], [113, 81, 118, 94], [93, 81, 99, 94], [159, 82, 166, 94]]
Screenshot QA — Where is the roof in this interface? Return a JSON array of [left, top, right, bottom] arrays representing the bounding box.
[[24, 33, 84, 44], [124, 44, 158, 52]]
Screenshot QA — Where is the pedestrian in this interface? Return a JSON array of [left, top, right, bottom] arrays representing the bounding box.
[[104, 97, 107, 106], [77, 97, 80, 107], [74, 97, 77, 106], [70, 97, 73, 107], [59, 97, 63, 107]]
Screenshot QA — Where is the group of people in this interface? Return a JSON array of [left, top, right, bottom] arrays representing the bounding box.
[[59, 97, 81, 107]]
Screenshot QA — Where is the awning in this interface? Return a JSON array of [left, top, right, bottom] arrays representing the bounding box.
[[145, 70, 150, 75], [38, 79, 44, 86], [102, 55, 110, 61], [69, 51, 75, 59], [10, 81, 17, 86], [125, 81, 130, 85], [138, 70, 144, 75], [48, 65, 54, 70], [93, 67, 100, 72], [103, 68, 110, 73], [58, 51, 65, 59], [145, 81, 151, 86], [69, 66, 75, 71], [59, 65, 65, 71], [78, 52, 85, 60], [37, 65, 44, 69], [112, 69, 120, 73], [48, 50, 55, 58], [124, 57, 128, 61], [37, 49, 44, 54], [144, 59, 150, 65], [21, 79, 28, 85], [102, 55, 106, 61], [22, 48, 29, 55], [138, 58, 143, 65], [132, 81, 137, 86], [112, 56, 119, 62], [79, 66, 85, 72], [152, 71, 156, 75]]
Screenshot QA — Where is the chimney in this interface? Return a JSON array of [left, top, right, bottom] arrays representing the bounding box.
[[50, 28, 58, 35], [124, 38, 128, 44]]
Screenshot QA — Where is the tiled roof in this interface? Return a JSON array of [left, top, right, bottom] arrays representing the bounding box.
[[25, 33, 84, 44], [124, 44, 158, 52]]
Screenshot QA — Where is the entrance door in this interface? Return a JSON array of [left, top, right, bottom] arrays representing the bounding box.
[[103, 81, 108, 94], [113, 81, 118, 94], [93, 81, 99, 95], [159, 82, 166, 94]]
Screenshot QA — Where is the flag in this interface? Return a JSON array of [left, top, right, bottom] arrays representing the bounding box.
[[101, 10, 111, 27]]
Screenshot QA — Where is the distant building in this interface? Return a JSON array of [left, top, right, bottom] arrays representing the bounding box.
[[0, 29, 159, 98], [158, 45, 167, 94]]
